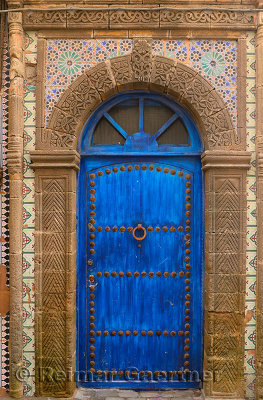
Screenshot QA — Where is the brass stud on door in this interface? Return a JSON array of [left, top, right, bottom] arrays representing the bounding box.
[[156, 330, 162, 336], [90, 181, 95, 187], [163, 168, 169, 173], [90, 353, 95, 359], [185, 301, 190, 307], [156, 166, 162, 172], [118, 331, 124, 336], [184, 361, 190, 367], [142, 165, 147, 170], [147, 226, 153, 232], [149, 165, 154, 171], [97, 171, 103, 177], [186, 188, 191, 194], [162, 226, 168, 232], [178, 171, 183, 177], [178, 226, 183, 232], [185, 174, 191, 180], [90, 345, 95, 351], [103, 331, 109, 336], [126, 272, 132, 277], [111, 271, 117, 277], [96, 331, 101, 336], [89, 316, 95, 322], [120, 226, 126, 232], [170, 169, 176, 175], [90, 323, 95, 329], [178, 331, 184, 336], [148, 330, 153, 336], [163, 331, 169, 336], [111, 331, 116, 336], [90, 338, 95, 344], [135, 165, 140, 170], [113, 167, 118, 173], [90, 360, 95, 366], [170, 331, 176, 336], [156, 271, 162, 277], [170, 226, 176, 232], [105, 169, 111, 174], [105, 226, 110, 232], [164, 272, 169, 277], [97, 272, 102, 277], [89, 330, 95, 336], [134, 272, 140, 277], [90, 293, 95, 299], [119, 271, 124, 277], [90, 173, 96, 179], [90, 189, 96, 195], [127, 166, 133, 171], [104, 271, 109, 277], [133, 330, 138, 336], [112, 226, 118, 232], [141, 331, 147, 336], [149, 272, 154, 278], [185, 316, 190, 322], [171, 271, 177, 277], [141, 271, 147, 277], [120, 166, 126, 171], [125, 330, 131, 336], [155, 227, 160, 232]]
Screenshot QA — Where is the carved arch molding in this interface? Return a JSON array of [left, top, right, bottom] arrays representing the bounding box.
[[30, 39, 250, 398]]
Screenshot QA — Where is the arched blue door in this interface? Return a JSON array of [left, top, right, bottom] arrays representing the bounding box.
[[77, 91, 203, 389]]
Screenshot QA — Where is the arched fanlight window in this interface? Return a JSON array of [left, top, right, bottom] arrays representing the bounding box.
[[80, 91, 202, 154]]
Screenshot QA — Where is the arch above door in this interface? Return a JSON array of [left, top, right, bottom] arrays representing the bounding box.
[[42, 38, 239, 152]]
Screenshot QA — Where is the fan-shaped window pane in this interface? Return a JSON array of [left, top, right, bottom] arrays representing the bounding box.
[[108, 100, 139, 135], [157, 118, 189, 145], [143, 100, 174, 135], [93, 117, 125, 145]]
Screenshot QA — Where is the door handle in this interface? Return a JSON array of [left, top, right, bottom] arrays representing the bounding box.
[[132, 224, 147, 241]]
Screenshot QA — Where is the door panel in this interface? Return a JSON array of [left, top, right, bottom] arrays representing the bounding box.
[[77, 159, 203, 389]]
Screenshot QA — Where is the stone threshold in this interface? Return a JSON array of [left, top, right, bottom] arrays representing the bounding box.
[[74, 388, 203, 400]]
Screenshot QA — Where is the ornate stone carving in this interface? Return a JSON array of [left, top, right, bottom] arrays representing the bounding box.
[[202, 152, 249, 397], [160, 9, 255, 28], [59, 75, 100, 118], [23, 10, 67, 28], [42, 52, 237, 149], [110, 9, 159, 28], [22, 9, 256, 30], [86, 61, 116, 99], [151, 56, 177, 89], [67, 10, 108, 28], [110, 55, 132, 87], [131, 39, 152, 82]]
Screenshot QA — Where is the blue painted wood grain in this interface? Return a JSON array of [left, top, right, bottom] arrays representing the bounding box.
[[77, 91, 204, 389]]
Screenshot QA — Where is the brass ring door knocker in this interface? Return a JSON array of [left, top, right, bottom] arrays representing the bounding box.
[[132, 224, 147, 241]]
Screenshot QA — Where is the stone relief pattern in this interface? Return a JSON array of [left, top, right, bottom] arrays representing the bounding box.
[[0, 27, 10, 397], [23, 9, 256, 30], [207, 176, 244, 396], [45, 39, 237, 133], [22, 31, 37, 397], [244, 32, 257, 400], [40, 178, 67, 394]]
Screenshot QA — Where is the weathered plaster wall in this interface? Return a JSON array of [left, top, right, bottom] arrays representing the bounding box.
[[0, 31, 258, 397]]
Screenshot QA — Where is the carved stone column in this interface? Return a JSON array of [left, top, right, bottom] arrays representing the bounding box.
[[7, 11, 25, 399], [202, 150, 250, 398], [31, 150, 79, 397], [256, 11, 263, 400]]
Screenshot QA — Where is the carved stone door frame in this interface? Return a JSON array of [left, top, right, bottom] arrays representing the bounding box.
[[30, 39, 251, 398]]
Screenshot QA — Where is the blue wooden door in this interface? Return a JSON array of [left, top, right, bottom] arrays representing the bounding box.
[[77, 92, 203, 389], [78, 156, 203, 388]]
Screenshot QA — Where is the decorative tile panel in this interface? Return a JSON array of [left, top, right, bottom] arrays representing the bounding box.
[[22, 30, 37, 397], [0, 24, 10, 396], [45, 39, 238, 131], [245, 32, 256, 400]]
